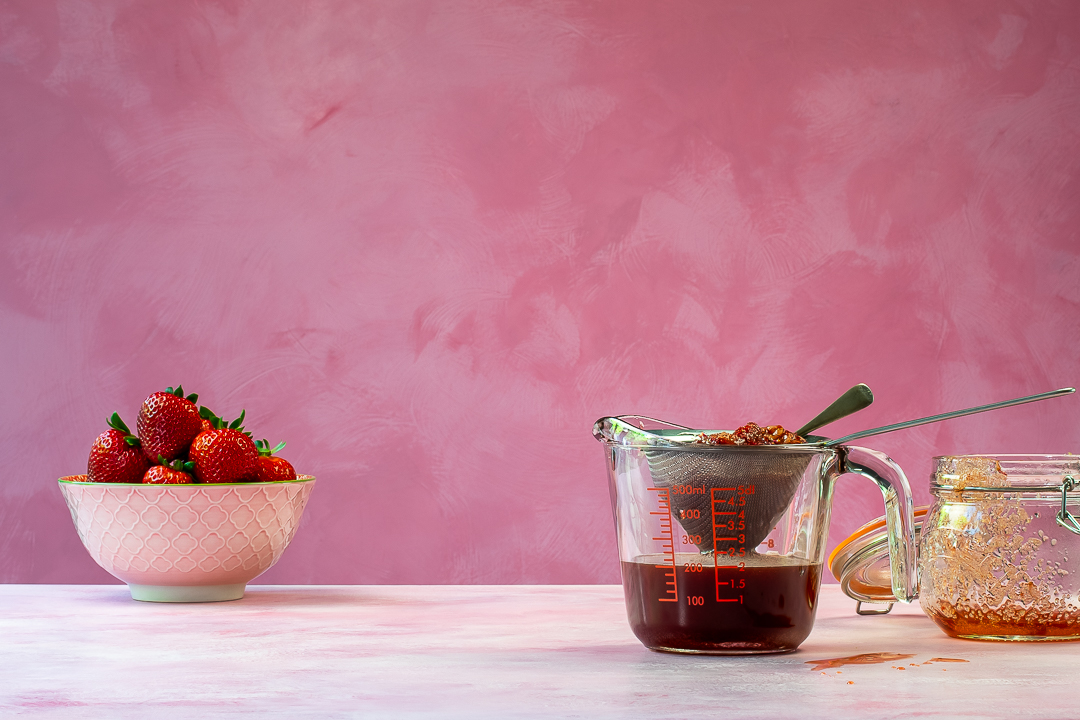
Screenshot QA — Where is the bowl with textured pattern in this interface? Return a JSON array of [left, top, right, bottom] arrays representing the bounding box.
[[58, 475, 315, 602]]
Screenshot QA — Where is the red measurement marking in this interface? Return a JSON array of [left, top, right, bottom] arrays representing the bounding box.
[[648, 487, 679, 603], [712, 487, 745, 603]]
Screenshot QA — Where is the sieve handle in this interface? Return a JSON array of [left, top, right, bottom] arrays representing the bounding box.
[[823, 387, 1075, 448], [592, 415, 698, 446]]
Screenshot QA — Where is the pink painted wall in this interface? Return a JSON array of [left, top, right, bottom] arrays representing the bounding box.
[[2, 0, 1078, 585]]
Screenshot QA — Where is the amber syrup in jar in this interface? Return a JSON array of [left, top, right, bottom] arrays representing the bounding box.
[[621, 553, 821, 654], [920, 456, 1080, 642]]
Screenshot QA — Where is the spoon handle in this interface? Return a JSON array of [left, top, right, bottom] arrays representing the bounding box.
[[796, 384, 874, 437], [823, 387, 1076, 448]]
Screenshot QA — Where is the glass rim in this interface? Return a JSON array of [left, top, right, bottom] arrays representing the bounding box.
[[929, 482, 1077, 494], [932, 453, 1079, 463], [931, 454, 1080, 493]]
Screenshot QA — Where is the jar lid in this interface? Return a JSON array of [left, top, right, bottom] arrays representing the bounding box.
[[827, 506, 929, 604], [932, 455, 1080, 492]]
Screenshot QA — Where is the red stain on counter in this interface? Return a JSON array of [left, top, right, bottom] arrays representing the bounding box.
[[806, 653, 915, 672]]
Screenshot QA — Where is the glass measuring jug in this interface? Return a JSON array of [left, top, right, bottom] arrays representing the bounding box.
[[594, 415, 918, 654]]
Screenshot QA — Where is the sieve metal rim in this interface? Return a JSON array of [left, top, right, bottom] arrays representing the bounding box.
[[600, 439, 827, 454]]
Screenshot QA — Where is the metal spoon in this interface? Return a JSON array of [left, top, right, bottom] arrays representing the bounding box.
[[797, 383, 874, 438], [823, 387, 1076, 447]]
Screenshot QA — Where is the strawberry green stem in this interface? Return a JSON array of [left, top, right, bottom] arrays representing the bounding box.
[[107, 412, 141, 447]]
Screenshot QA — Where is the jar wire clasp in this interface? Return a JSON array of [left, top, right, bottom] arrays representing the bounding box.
[[1055, 476, 1080, 536], [855, 601, 894, 616]]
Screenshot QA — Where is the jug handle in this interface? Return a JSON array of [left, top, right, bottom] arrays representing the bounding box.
[[841, 445, 918, 603]]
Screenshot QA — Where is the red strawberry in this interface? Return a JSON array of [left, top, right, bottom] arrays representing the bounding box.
[[88, 413, 151, 483], [144, 456, 196, 484], [137, 386, 204, 462], [189, 410, 258, 483], [254, 439, 297, 482]]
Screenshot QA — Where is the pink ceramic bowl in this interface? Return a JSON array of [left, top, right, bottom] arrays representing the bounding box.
[[58, 475, 315, 602]]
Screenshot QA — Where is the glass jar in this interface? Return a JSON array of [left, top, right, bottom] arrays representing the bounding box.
[[920, 455, 1080, 641]]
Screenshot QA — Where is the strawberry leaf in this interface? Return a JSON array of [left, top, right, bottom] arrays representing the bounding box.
[[198, 406, 226, 429], [256, 439, 287, 457], [229, 410, 246, 430], [107, 412, 131, 435], [108, 412, 143, 447]]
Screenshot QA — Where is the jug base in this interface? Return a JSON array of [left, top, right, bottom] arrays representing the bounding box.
[[647, 645, 800, 655]]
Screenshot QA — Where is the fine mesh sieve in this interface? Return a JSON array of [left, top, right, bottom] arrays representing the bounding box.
[[594, 415, 823, 553], [594, 387, 1075, 554], [643, 444, 819, 552]]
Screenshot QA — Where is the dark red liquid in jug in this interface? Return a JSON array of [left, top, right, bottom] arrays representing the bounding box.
[[621, 554, 822, 654]]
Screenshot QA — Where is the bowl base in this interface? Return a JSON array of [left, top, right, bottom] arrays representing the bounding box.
[[128, 583, 246, 603]]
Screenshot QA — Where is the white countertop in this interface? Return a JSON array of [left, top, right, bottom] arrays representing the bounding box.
[[1, 584, 1075, 719]]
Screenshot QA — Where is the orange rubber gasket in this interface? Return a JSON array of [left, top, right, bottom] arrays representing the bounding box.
[[828, 506, 929, 579]]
